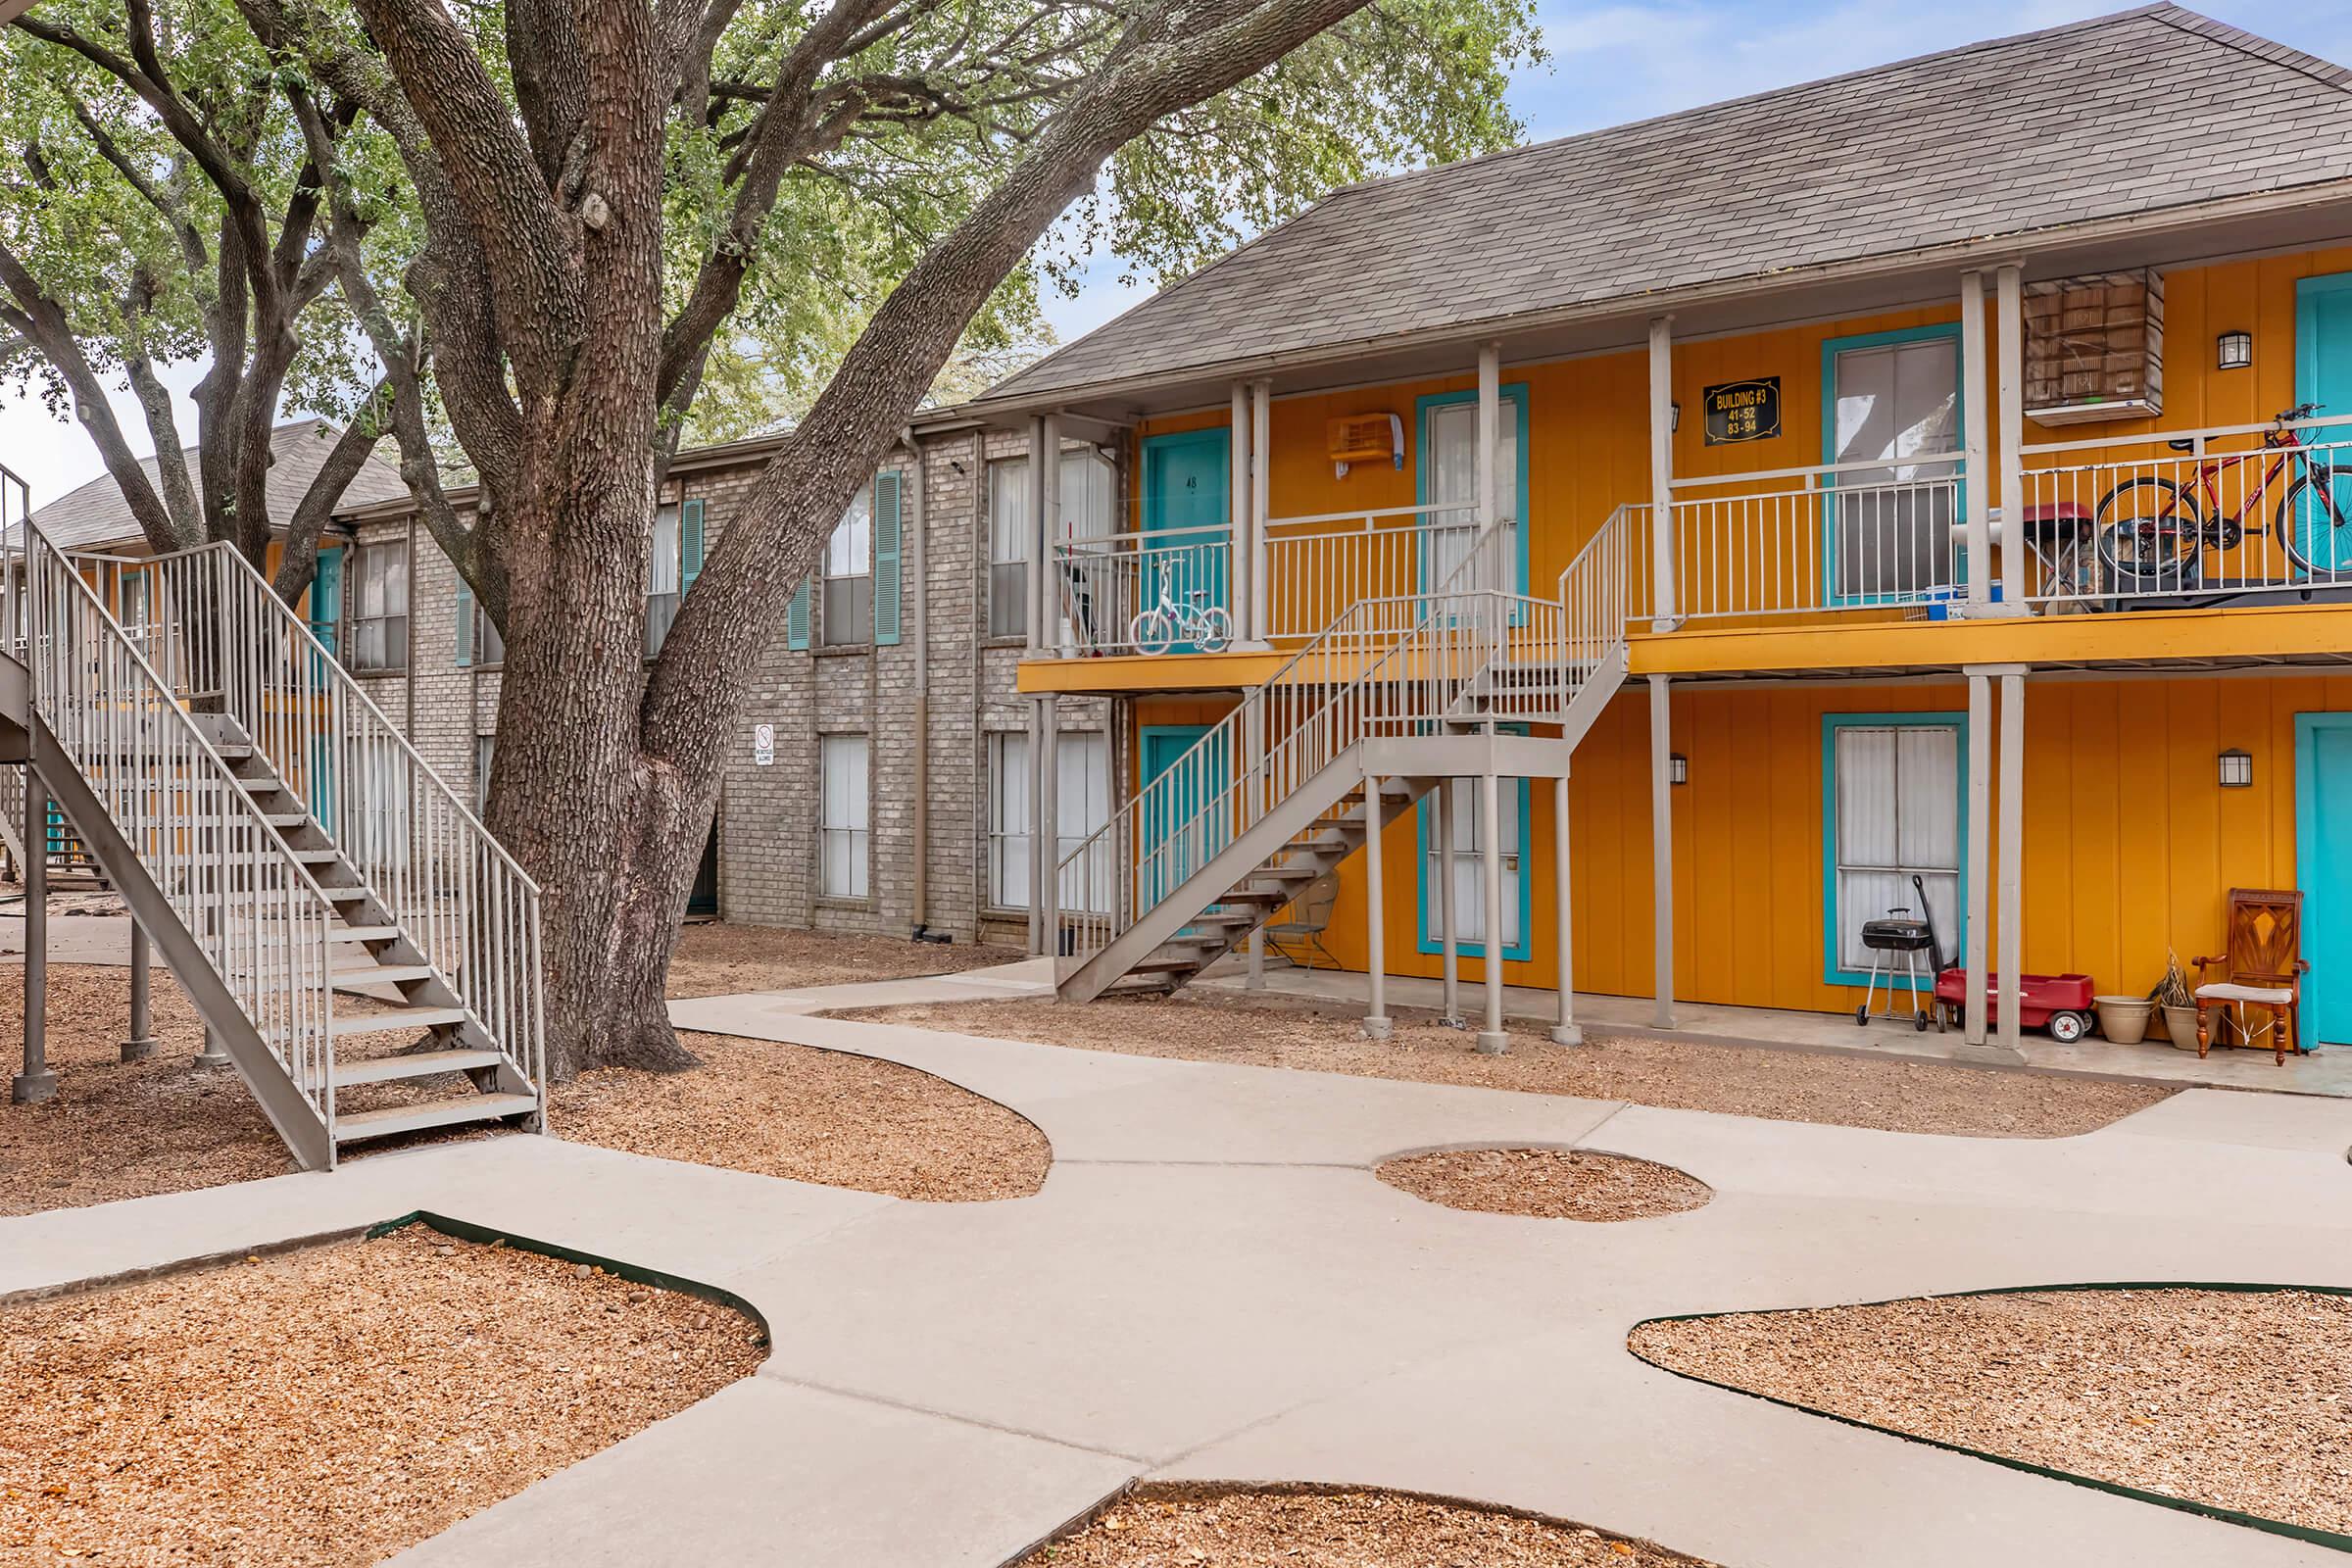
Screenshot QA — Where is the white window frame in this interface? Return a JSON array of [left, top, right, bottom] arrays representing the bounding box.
[[986, 730, 1031, 909], [988, 448, 1115, 643], [646, 501, 682, 658], [348, 539, 410, 673], [821, 492, 873, 648], [818, 733, 871, 900]]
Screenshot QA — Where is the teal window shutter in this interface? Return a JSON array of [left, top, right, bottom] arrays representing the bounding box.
[[680, 498, 706, 598], [872, 470, 903, 646], [455, 577, 474, 667], [787, 577, 811, 650]]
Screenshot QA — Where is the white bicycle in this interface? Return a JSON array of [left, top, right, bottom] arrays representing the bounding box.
[[1128, 561, 1234, 655]]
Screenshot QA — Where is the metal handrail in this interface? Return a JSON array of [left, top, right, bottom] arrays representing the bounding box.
[[130, 541, 544, 1093], [7, 515, 342, 1130]]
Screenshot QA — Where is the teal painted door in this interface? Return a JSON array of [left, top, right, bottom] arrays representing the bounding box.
[[2298, 714, 2352, 1049], [1141, 725, 1227, 920], [309, 548, 342, 835], [1140, 429, 1229, 646], [2293, 276, 2352, 577]]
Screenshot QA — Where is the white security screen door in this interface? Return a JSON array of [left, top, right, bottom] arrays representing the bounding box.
[[988, 731, 1032, 907], [1832, 722, 1959, 971], [1054, 731, 1111, 914], [1830, 337, 1959, 602], [1422, 395, 1519, 593], [819, 734, 870, 898]]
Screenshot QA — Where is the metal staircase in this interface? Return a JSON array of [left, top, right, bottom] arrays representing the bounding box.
[[1053, 514, 1637, 1003], [2, 514, 543, 1169]]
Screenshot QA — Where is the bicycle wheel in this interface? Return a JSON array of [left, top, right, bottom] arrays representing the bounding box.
[[1129, 607, 1176, 657], [2094, 476, 2202, 594], [2278, 466, 2352, 581], [1194, 605, 1235, 654]]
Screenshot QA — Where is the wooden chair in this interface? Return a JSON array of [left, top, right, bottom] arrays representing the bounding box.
[[2193, 888, 2308, 1064]]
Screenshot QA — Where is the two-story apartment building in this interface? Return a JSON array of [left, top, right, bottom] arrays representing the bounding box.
[[956, 4, 2352, 1057]]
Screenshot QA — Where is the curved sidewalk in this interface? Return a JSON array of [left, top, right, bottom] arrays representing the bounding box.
[[5, 974, 2348, 1566]]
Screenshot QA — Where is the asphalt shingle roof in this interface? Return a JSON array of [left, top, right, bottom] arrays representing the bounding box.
[[28, 416, 409, 552], [987, 5, 2352, 407]]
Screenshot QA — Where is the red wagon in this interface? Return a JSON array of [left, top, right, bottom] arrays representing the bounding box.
[[1932, 969, 2097, 1043]]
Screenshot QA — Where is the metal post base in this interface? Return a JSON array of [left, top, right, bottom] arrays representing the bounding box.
[[121, 1037, 158, 1063], [1475, 1030, 1510, 1055], [192, 1034, 231, 1070], [1361, 1015, 1394, 1042], [1549, 1023, 1585, 1047], [11, 1069, 58, 1103]]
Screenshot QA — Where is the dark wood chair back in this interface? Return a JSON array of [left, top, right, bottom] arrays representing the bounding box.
[[2223, 887, 2304, 988]]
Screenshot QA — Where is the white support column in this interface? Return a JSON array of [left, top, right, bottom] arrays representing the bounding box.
[[122, 921, 157, 1062], [1996, 669, 2027, 1050], [1477, 758, 1508, 1054], [1040, 700, 1061, 959], [1362, 764, 1393, 1042], [1230, 382, 1253, 644], [1647, 673, 1675, 1029], [1041, 413, 1066, 656], [1245, 705, 1265, 989], [1438, 779, 1462, 1025], [1025, 416, 1050, 653], [11, 764, 51, 1104], [1960, 271, 1991, 610], [1995, 264, 2027, 612], [1551, 771, 1581, 1047], [1025, 701, 1046, 956], [1964, 669, 1993, 1046], [1477, 343, 1500, 587], [1648, 317, 1678, 630], [1250, 377, 1272, 643]]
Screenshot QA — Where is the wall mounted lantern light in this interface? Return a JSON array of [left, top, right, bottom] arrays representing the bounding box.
[[1669, 753, 1690, 786], [2217, 330, 2253, 370], [2219, 748, 2253, 788]]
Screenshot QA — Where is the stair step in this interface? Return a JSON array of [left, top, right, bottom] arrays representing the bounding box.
[[1130, 956, 1202, 975], [333, 1092, 538, 1144], [331, 964, 436, 990], [290, 848, 345, 863], [320, 885, 372, 903], [328, 925, 403, 944], [329, 1006, 466, 1037], [264, 812, 313, 828], [331, 1049, 506, 1088]]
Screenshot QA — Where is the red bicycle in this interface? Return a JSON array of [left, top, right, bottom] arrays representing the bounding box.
[[2094, 403, 2352, 590]]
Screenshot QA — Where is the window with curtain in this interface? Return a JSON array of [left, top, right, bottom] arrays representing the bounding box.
[[987, 731, 1032, 908], [1830, 720, 1961, 974], [471, 596, 505, 666], [1829, 335, 1959, 602], [349, 540, 409, 672], [1421, 393, 1521, 593], [1420, 780, 1525, 955], [646, 502, 682, 657], [119, 569, 153, 653], [822, 491, 873, 646], [988, 449, 1115, 643], [819, 733, 870, 898]]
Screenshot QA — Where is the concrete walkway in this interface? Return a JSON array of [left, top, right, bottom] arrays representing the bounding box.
[[5, 976, 2351, 1566]]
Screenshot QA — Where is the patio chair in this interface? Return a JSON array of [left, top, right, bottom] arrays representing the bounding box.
[[1267, 871, 1342, 972], [2193, 887, 2308, 1064]]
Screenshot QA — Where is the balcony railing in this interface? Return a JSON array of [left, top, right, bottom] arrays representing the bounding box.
[[1051, 525, 1233, 655], [1262, 501, 1477, 640], [2014, 411, 2352, 610], [1662, 455, 1969, 623]]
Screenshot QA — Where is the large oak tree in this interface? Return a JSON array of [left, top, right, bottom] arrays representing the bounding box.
[[15, 0, 1538, 1077]]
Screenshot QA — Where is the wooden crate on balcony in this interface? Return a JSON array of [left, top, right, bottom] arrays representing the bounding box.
[[2024, 269, 2164, 425]]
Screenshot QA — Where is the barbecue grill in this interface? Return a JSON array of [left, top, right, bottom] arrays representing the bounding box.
[[1855, 906, 1937, 1031]]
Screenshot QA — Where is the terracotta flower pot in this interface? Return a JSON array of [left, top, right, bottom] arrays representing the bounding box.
[[2095, 996, 2153, 1045]]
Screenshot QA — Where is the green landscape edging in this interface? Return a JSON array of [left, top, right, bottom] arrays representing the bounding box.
[[367, 1210, 771, 1347], [1631, 1281, 2352, 1555]]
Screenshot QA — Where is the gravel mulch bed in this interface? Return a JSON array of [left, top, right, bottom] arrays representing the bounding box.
[[1021, 1485, 1717, 1566], [1630, 1287, 2352, 1538], [549, 1031, 1048, 1200], [0, 1227, 762, 1566], [665, 922, 1020, 998], [1378, 1148, 1713, 1221], [0, 963, 292, 1214], [832, 994, 2172, 1139]]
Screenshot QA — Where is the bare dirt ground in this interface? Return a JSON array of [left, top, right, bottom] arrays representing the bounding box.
[[1379, 1147, 1713, 1221], [1021, 1485, 1717, 1567], [1631, 1288, 2352, 1538], [0, 1227, 761, 1567], [664, 921, 1019, 998], [556, 1030, 1047, 1200], [0, 949, 1047, 1214], [834, 992, 2174, 1139]]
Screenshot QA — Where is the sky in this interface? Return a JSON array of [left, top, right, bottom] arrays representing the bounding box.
[[9, 0, 2352, 507]]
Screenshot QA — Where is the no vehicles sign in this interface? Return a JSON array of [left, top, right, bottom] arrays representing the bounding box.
[[753, 723, 774, 766]]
